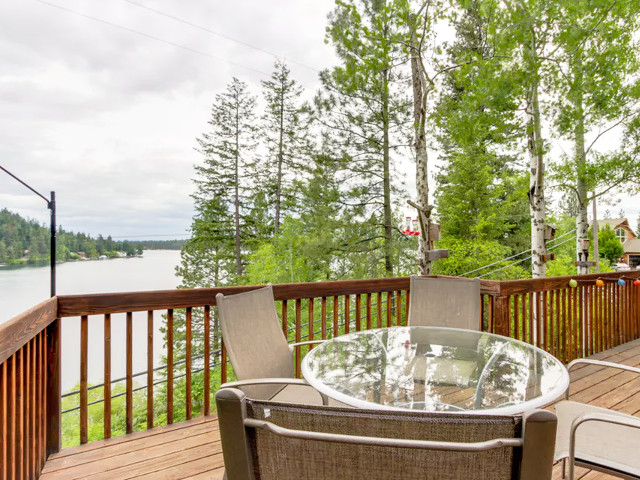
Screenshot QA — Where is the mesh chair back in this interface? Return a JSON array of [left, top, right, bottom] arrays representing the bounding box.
[[217, 388, 557, 480], [216, 286, 293, 399], [408, 276, 481, 330]]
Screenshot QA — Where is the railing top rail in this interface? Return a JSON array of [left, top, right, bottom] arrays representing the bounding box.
[[498, 270, 640, 295], [0, 297, 57, 364], [56, 276, 500, 317]]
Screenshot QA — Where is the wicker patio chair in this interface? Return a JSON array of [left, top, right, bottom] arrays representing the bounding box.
[[407, 276, 481, 330], [216, 286, 329, 405], [216, 387, 557, 480], [555, 359, 640, 480]]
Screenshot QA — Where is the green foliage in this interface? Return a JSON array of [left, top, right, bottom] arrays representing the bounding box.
[[598, 225, 625, 264], [0, 208, 146, 265], [432, 237, 528, 280]]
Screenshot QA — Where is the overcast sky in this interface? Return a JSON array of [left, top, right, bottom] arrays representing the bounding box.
[[1, 0, 638, 240]]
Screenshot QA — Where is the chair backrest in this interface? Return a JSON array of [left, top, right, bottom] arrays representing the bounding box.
[[408, 276, 481, 330], [216, 388, 557, 480], [216, 286, 293, 399]]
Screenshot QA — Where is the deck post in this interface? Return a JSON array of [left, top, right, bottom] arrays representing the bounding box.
[[45, 317, 61, 456]]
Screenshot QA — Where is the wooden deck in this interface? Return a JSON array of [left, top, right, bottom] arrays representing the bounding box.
[[40, 339, 640, 480]]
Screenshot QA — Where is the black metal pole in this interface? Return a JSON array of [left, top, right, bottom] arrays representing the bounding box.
[[50, 191, 56, 297], [0, 165, 56, 298]]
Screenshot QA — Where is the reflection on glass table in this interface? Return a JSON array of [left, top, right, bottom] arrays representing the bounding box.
[[301, 326, 570, 415]]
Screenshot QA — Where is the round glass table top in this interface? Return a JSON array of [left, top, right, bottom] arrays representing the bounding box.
[[301, 327, 569, 415]]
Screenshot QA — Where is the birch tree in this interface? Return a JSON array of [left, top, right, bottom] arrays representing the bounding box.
[[548, 0, 640, 274]]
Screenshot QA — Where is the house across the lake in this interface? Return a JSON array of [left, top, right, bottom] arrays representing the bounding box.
[[596, 218, 640, 268]]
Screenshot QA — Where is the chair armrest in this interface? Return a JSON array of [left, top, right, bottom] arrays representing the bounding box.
[[220, 378, 329, 405], [567, 358, 640, 375], [567, 411, 640, 480], [244, 418, 522, 451], [289, 340, 327, 348], [221, 378, 311, 389], [565, 359, 640, 399]]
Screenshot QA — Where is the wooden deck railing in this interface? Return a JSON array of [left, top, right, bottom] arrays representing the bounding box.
[[0, 298, 59, 480], [1, 271, 639, 479]]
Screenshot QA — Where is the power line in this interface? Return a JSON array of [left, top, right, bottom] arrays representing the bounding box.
[[475, 236, 575, 279], [33, 0, 271, 76], [458, 228, 577, 277], [124, 0, 321, 73]]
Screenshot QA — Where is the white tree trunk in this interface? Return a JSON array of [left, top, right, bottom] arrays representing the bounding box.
[[573, 53, 589, 275], [527, 79, 547, 278], [410, 28, 431, 275]]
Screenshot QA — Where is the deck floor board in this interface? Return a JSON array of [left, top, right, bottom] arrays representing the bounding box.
[[41, 339, 640, 480]]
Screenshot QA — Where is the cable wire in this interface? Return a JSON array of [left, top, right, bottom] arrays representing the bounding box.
[[124, 0, 321, 73], [33, 0, 271, 76]]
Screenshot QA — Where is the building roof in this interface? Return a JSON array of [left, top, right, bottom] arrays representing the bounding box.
[[595, 218, 628, 230], [623, 237, 640, 254]]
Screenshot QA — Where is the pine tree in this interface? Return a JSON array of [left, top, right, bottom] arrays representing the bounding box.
[[190, 77, 257, 280], [317, 0, 410, 276], [261, 61, 313, 234], [434, 0, 528, 249]]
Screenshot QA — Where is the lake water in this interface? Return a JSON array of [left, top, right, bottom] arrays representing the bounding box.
[[0, 250, 182, 391]]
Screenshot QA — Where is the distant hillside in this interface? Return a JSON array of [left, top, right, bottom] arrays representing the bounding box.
[[0, 208, 183, 265]]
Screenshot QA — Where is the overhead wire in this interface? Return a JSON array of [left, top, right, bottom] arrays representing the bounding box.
[[33, 0, 271, 76], [123, 0, 322, 73], [475, 235, 575, 279], [458, 228, 577, 277]]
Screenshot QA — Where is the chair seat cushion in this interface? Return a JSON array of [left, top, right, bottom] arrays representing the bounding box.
[[270, 384, 350, 407], [555, 400, 640, 476]]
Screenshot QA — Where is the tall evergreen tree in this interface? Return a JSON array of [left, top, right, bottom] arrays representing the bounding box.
[[434, 0, 528, 249], [261, 61, 313, 234], [189, 77, 257, 281], [317, 0, 410, 276]]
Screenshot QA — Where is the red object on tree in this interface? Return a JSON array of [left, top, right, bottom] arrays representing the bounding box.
[[634, 279, 640, 286]]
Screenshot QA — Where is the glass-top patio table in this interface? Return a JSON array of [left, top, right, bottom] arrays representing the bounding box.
[[301, 326, 570, 415]]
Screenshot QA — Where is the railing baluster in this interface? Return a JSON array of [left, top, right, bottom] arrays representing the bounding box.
[[332, 297, 339, 338], [281, 300, 288, 338], [167, 309, 174, 424], [396, 290, 402, 327], [80, 315, 88, 444], [386, 292, 392, 327], [321, 297, 327, 339], [104, 314, 111, 439], [35, 334, 41, 475], [513, 295, 520, 339], [9, 354, 15, 480], [30, 338, 36, 477], [295, 299, 302, 378], [376, 292, 382, 328], [344, 295, 351, 333], [355, 294, 361, 331], [220, 340, 227, 385], [147, 310, 154, 429], [0, 361, 4, 480], [308, 299, 315, 347], [18, 348, 24, 480], [126, 312, 133, 434], [26, 341, 31, 476], [366, 293, 372, 330], [39, 330, 46, 470], [186, 307, 192, 420], [548, 291, 554, 355], [204, 305, 211, 416], [406, 290, 410, 324]]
